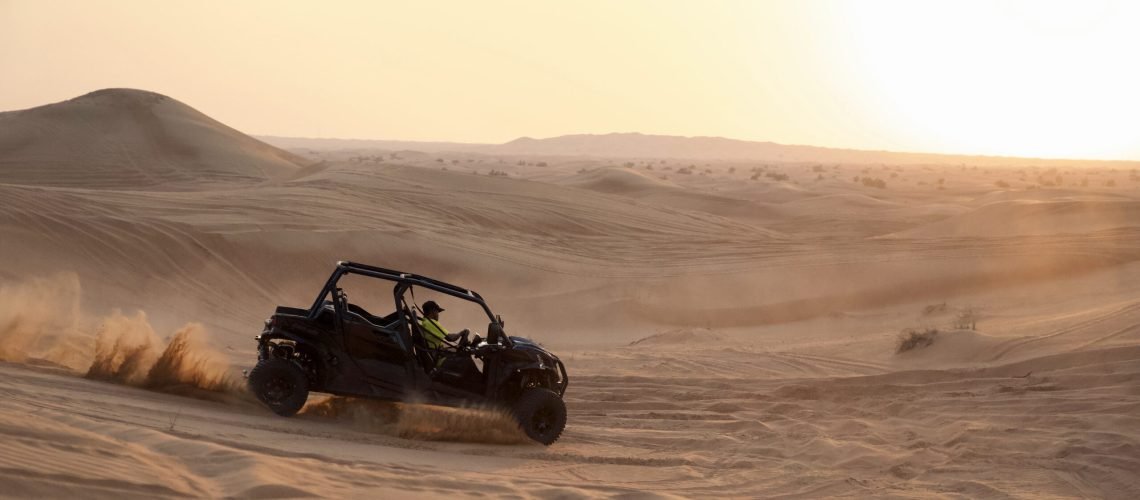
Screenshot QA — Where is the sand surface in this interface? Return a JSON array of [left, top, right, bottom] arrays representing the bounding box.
[[2, 90, 1139, 498]]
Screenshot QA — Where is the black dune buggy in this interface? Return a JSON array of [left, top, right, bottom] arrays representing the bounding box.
[[247, 261, 568, 445]]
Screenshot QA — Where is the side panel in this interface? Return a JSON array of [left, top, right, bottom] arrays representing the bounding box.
[[340, 314, 413, 395]]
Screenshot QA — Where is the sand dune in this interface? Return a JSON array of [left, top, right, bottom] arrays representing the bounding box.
[[1, 89, 1139, 497], [890, 200, 1140, 238], [0, 89, 305, 188]]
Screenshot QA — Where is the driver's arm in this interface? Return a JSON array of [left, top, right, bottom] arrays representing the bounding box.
[[444, 329, 470, 342]]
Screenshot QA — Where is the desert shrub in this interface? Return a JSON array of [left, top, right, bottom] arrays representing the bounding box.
[[897, 328, 939, 353], [765, 172, 789, 181], [812, 165, 824, 172], [922, 302, 947, 315], [995, 180, 1011, 188], [861, 177, 887, 189], [750, 173, 760, 181], [535, 161, 547, 167], [1106, 179, 1117, 187], [953, 308, 978, 330], [676, 167, 693, 175], [623, 162, 635, 168]]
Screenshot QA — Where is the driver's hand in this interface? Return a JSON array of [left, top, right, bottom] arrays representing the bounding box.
[[459, 329, 471, 336], [444, 333, 461, 342]]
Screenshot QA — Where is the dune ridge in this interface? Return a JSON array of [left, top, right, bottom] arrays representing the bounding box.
[[0, 88, 306, 188]]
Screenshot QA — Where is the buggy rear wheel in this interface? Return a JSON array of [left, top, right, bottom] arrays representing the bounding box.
[[248, 358, 309, 416], [512, 388, 566, 445]]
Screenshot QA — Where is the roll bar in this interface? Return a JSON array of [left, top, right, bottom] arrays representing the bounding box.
[[306, 261, 498, 322]]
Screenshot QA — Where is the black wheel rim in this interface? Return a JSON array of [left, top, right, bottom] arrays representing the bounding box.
[[262, 376, 294, 405], [531, 404, 555, 436]]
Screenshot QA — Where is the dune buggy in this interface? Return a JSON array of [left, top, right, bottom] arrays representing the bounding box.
[[247, 261, 568, 445]]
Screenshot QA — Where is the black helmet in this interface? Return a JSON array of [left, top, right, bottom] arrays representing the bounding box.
[[422, 300, 444, 314]]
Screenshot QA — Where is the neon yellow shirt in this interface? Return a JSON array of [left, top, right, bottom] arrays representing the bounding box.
[[419, 317, 448, 349]]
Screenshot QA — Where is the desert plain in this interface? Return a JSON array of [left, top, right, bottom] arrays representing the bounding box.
[[1, 89, 1139, 498]]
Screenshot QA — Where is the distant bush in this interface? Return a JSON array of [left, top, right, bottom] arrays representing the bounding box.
[[1106, 179, 1117, 187], [861, 177, 887, 189], [765, 172, 789, 181], [897, 328, 939, 353], [953, 308, 978, 330], [676, 167, 693, 175], [995, 180, 1011, 188], [488, 169, 509, 177], [922, 302, 947, 315], [535, 161, 547, 167]]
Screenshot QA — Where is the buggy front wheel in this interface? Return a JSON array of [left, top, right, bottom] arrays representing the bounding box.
[[513, 388, 566, 445], [248, 358, 309, 416]]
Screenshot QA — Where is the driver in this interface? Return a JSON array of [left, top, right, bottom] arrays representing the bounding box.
[[419, 301, 468, 350]]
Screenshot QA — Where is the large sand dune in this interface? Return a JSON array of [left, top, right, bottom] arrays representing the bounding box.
[[0, 89, 305, 188], [2, 90, 1139, 497]]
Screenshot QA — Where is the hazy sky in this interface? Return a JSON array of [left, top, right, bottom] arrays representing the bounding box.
[[2, 0, 1138, 160]]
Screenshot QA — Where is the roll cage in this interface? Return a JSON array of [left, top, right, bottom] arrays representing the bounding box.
[[305, 260, 511, 347]]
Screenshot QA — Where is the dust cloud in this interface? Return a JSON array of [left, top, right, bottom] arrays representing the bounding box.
[[301, 396, 530, 445], [0, 274, 245, 398]]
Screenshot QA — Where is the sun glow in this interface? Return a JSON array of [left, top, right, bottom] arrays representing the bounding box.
[[2, 0, 1138, 160], [830, 0, 1140, 159]]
